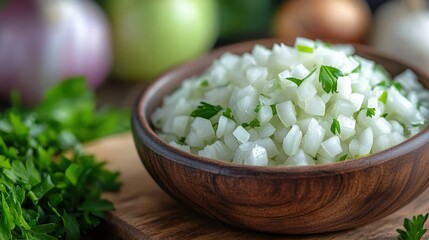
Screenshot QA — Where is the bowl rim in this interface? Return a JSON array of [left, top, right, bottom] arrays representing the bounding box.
[[133, 38, 429, 177]]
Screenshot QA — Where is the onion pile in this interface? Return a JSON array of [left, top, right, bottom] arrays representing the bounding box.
[[152, 38, 429, 166]]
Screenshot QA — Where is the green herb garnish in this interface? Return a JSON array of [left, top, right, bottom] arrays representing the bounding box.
[[178, 137, 186, 145], [397, 213, 429, 240], [339, 154, 348, 161], [381, 113, 389, 118], [222, 108, 235, 121], [366, 108, 376, 118], [413, 123, 426, 128], [379, 91, 388, 104], [270, 104, 277, 115], [375, 80, 402, 92], [33, 77, 129, 142], [297, 45, 314, 53], [0, 77, 127, 240], [394, 82, 403, 91], [376, 81, 388, 88], [331, 118, 341, 135], [319, 65, 343, 94], [286, 68, 317, 86], [200, 79, 209, 87], [254, 104, 261, 113], [242, 119, 261, 128], [191, 102, 223, 119]]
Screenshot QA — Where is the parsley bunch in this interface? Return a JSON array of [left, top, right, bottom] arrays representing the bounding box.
[[0, 77, 128, 239]]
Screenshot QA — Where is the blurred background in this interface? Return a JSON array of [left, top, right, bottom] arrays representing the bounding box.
[[0, 0, 428, 106]]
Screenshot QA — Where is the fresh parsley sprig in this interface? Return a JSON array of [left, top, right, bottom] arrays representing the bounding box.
[[223, 108, 236, 121], [397, 214, 429, 240], [191, 102, 223, 119], [242, 119, 261, 128], [366, 108, 376, 118], [0, 77, 128, 240], [330, 118, 341, 135], [319, 65, 343, 94]]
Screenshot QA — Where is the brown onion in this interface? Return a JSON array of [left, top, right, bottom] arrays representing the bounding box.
[[273, 0, 371, 43]]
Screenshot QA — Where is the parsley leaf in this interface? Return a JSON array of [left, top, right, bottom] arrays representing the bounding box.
[[376, 81, 388, 88], [200, 79, 209, 87], [319, 65, 343, 94], [366, 108, 376, 118], [394, 82, 403, 91], [0, 78, 127, 240], [254, 104, 261, 113], [339, 154, 348, 161], [223, 108, 236, 121], [286, 68, 317, 86], [191, 102, 223, 119], [331, 118, 341, 135], [270, 104, 277, 115], [381, 113, 389, 118], [397, 213, 429, 240], [375, 79, 402, 92], [242, 119, 261, 128], [178, 137, 186, 145], [35, 77, 130, 142]]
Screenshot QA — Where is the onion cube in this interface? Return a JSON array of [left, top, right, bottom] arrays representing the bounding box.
[[245, 144, 268, 166], [284, 149, 315, 166], [282, 124, 302, 156], [258, 105, 273, 124], [233, 126, 250, 143], [172, 115, 191, 137], [302, 120, 325, 157], [191, 117, 215, 141], [304, 96, 325, 116], [257, 138, 279, 158], [320, 136, 342, 157], [276, 101, 297, 127]]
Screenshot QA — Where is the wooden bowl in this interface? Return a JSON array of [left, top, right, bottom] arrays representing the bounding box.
[[131, 39, 429, 234]]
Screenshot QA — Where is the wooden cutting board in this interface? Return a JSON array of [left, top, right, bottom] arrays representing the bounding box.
[[84, 133, 429, 240]]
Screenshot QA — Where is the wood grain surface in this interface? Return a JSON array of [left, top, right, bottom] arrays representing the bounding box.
[[84, 133, 429, 240]]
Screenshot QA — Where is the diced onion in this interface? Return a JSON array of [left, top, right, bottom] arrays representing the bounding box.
[[152, 37, 429, 166]]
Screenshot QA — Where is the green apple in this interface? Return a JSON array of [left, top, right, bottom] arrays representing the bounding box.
[[105, 0, 218, 81]]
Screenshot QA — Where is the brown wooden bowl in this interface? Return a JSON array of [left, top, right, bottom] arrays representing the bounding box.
[[131, 39, 429, 234]]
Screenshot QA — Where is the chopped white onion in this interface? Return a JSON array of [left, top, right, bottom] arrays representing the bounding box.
[[152, 37, 429, 166], [276, 101, 297, 127], [233, 126, 250, 143], [282, 124, 302, 156]]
